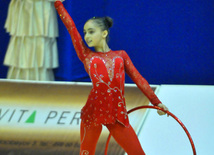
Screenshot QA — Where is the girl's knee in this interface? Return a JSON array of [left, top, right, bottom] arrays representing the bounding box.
[[80, 149, 90, 155]]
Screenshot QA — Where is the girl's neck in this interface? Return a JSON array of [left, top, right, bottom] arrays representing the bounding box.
[[94, 42, 111, 53]]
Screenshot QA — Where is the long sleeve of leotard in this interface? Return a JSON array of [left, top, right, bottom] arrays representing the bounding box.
[[54, 1, 89, 61], [123, 51, 161, 106]]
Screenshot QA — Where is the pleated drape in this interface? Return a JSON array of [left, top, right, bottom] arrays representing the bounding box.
[[4, 0, 59, 81]]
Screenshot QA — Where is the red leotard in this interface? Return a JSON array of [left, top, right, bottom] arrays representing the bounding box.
[[54, 1, 161, 128]]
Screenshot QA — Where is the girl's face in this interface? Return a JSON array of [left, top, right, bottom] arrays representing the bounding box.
[[83, 20, 106, 48]]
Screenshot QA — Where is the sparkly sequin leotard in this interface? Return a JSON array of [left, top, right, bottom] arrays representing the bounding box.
[[55, 1, 161, 128]]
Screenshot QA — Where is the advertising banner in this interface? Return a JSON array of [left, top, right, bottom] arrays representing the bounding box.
[[0, 80, 159, 155]]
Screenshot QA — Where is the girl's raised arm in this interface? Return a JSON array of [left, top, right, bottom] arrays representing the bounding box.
[[54, 1, 89, 61], [123, 51, 161, 106]]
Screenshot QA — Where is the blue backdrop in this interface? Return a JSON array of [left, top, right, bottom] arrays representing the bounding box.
[[0, 0, 214, 84]]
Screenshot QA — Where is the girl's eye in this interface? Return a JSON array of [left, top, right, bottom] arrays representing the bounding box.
[[83, 30, 95, 35]]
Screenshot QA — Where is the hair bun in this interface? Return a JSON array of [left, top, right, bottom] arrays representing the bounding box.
[[104, 16, 113, 28]]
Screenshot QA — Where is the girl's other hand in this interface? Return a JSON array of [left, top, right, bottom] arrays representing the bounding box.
[[157, 103, 169, 116]]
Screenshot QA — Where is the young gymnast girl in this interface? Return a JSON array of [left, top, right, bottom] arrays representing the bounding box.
[[54, 1, 168, 154]]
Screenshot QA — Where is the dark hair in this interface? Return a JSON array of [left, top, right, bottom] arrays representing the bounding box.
[[87, 16, 113, 42]]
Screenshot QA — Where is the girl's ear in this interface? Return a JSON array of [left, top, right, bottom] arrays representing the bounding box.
[[102, 30, 108, 38]]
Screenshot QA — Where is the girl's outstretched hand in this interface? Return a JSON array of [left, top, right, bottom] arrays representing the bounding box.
[[157, 103, 169, 116]]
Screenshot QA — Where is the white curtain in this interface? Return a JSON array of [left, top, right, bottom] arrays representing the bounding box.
[[4, 0, 59, 81]]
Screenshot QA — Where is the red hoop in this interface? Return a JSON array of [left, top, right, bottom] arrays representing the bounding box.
[[104, 105, 196, 155]]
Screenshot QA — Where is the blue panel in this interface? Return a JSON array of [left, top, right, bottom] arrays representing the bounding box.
[[0, 1, 10, 78], [0, 0, 214, 84]]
